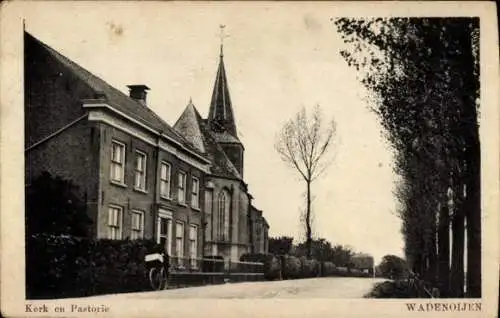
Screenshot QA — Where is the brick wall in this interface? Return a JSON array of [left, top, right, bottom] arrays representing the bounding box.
[[25, 33, 101, 237], [97, 122, 206, 259]]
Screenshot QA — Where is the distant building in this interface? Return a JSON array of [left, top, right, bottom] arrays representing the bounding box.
[[351, 252, 374, 274], [249, 205, 269, 254], [24, 32, 269, 266]]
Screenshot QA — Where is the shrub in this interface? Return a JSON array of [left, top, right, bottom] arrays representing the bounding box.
[[26, 234, 158, 299], [280, 255, 302, 279], [309, 259, 320, 277], [350, 268, 362, 277], [364, 280, 421, 298], [89, 239, 157, 295], [26, 234, 87, 298], [334, 266, 349, 276], [240, 253, 281, 280], [318, 261, 336, 277], [298, 256, 320, 278]]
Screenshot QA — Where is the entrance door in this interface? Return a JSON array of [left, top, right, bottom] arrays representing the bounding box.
[[157, 209, 173, 255]]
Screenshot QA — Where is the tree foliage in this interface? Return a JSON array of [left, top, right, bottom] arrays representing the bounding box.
[[335, 18, 480, 297], [377, 254, 408, 279], [275, 105, 336, 258], [26, 171, 92, 237], [268, 236, 294, 255], [292, 238, 354, 267]]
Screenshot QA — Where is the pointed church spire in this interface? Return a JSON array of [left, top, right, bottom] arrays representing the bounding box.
[[219, 24, 226, 58], [208, 25, 238, 138]]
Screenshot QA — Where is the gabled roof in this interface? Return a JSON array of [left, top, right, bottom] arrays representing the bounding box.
[[250, 205, 269, 228], [207, 45, 240, 142], [174, 102, 242, 180], [262, 216, 270, 229], [26, 32, 206, 159]]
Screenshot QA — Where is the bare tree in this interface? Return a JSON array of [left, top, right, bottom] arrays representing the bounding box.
[[275, 105, 336, 258]]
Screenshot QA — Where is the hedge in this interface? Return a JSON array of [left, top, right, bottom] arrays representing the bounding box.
[[279, 255, 302, 279], [320, 261, 336, 276], [26, 234, 158, 299], [238, 253, 371, 281], [334, 266, 350, 277], [26, 233, 373, 299], [298, 256, 320, 278]]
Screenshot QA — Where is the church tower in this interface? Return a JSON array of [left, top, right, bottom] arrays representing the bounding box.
[[207, 42, 245, 177]]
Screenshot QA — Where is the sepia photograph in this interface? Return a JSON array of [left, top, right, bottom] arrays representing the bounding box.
[[1, 1, 498, 317]]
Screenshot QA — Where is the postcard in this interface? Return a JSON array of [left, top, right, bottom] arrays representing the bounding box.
[[1, 1, 498, 317]]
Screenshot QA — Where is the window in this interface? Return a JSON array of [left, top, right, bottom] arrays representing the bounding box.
[[189, 225, 198, 268], [110, 141, 125, 183], [157, 209, 173, 255], [108, 206, 123, 239], [160, 162, 171, 199], [217, 190, 230, 240], [176, 222, 184, 265], [191, 177, 199, 209], [178, 172, 186, 204], [134, 151, 147, 191], [205, 190, 213, 241], [131, 210, 144, 240]]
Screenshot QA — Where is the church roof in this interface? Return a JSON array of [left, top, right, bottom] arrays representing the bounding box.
[[207, 46, 240, 142], [212, 131, 242, 144], [26, 32, 206, 159], [174, 102, 242, 180], [173, 100, 206, 153]]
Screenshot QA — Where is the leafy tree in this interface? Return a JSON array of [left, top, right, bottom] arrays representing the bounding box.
[[292, 238, 354, 266], [335, 17, 480, 297], [330, 244, 355, 267], [377, 255, 408, 279], [26, 171, 92, 237], [268, 236, 294, 255], [275, 105, 336, 258]]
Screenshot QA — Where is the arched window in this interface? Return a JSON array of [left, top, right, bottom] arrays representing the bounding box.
[[217, 189, 230, 240]]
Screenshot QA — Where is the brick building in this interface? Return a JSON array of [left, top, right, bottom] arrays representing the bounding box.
[[24, 32, 268, 265], [249, 205, 270, 254]]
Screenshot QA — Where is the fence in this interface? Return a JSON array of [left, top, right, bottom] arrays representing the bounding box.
[[168, 256, 265, 274], [164, 256, 264, 288]]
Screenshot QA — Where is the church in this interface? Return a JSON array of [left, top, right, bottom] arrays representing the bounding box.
[[174, 44, 269, 261], [24, 30, 269, 267]]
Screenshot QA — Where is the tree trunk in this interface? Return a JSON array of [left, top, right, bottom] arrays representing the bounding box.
[[465, 139, 481, 297], [450, 179, 465, 297], [305, 180, 312, 259], [438, 203, 450, 297], [460, 19, 481, 298], [429, 219, 438, 285]]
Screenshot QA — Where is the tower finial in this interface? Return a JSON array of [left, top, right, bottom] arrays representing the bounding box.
[[219, 24, 228, 58]]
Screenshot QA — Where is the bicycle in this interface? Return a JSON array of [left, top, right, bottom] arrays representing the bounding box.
[[145, 252, 169, 291]]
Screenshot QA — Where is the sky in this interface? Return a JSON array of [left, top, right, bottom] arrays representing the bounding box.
[[22, 2, 404, 263]]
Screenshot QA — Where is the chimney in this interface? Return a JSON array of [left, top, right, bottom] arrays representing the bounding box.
[[127, 85, 150, 106]]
